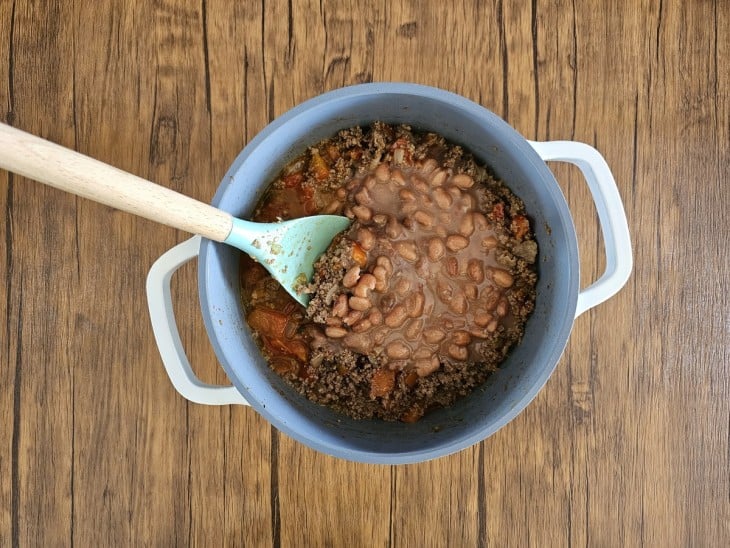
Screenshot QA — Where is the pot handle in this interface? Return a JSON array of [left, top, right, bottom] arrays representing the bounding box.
[[528, 141, 632, 318], [146, 236, 250, 406]]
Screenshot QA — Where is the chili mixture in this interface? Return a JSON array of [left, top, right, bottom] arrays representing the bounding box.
[[240, 123, 538, 422]]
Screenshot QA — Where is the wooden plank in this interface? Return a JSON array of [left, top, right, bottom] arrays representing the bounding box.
[[0, 0, 728, 546]]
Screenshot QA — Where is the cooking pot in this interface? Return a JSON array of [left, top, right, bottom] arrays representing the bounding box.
[[146, 83, 632, 464]]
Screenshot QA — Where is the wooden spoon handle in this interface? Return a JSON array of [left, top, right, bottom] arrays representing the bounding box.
[[0, 122, 233, 241]]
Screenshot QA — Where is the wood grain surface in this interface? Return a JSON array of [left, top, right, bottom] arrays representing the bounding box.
[[1, 1, 728, 546]]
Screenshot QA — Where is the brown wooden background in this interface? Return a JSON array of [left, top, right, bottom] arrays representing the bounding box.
[[1, 1, 728, 546]]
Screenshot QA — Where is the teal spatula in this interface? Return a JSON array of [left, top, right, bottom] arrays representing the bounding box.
[[0, 123, 350, 306]]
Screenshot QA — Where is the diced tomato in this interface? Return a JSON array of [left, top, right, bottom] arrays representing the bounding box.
[[400, 403, 425, 423], [510, 214, 530, 241], [248, 307, 309, 362], [309, 151, 330, 181], [404, 370, 419, 388], [491, 202, 505, 221], [281, 171, 304, 188], [351, 242, 368, 267], [248, 307, 289, 337], [370, 367, 396, 398]]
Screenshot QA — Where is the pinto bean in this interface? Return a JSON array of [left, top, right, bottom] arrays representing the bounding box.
[[493, 268, 514, 288], [390, 169, 406, 186], [322, 200, 342, 214], [405, 319, 425, 340], [415, 355, 441, 377], [436, 280, 453, 304], [449, 291, 468, 314], [446, 234, 469, 252], [420, 158, 438, 174], [344, 333, 373, 353], [433, 187, 453, 209], [385, 216, 403, 239], [354, 273, 377, 297], [474, 310, 493, 327], [423, 328, 446, 344], [459, 213, 475, 237], [495, 298, 510, 317], [464, 283, 478, 300], [482, 289, 501, 312], [357, 228, 375, 250], [447, 344, 469, 361], [394, 277, 411, 295], [481, 235, 499, 250], [452, 330, 472, 345], [332, 294, 349, 317], [405, 290, 425, 317], [427, 238, 445, 262], [375, 162, 390, 181], [413, 178, 430, 195], [376, 255, 393, 275], [413, 210, 433, 227], [355, 187, 372, 206], [372, 266, 390, 292], [451, 173, 474, 189], [325, 326, 348, 338], [351, 319, 372, 333], [384, 305, 408, 328], [342, 310, 363, 326], [386, 341, 411, 360], [467, 259, 485, 283], [349, 296, 372, 311], [368, 309, 383, 326], [429, 169, 448, 186], [399, 188, 416, 202], [372, 214, 388, 226], [395, 241, 419, 262], [472, 212, 488, 230], [342, 266, 361, 288], [352, 205, 372, 222], [444, 257, 459, 277]]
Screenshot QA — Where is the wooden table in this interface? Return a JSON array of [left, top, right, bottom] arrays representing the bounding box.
[[1, 1, 727, 545]]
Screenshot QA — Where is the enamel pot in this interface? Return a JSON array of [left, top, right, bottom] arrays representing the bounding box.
[[146, 83, 632, 464]]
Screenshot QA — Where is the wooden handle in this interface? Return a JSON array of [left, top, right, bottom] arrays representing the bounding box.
[[0, 123, 233, 241]]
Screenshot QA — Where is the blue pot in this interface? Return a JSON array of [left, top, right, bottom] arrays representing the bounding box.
[[148, 83, 631, 464]]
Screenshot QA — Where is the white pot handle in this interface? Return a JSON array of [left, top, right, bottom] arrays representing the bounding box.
[[146, 236, 250, 406], [528, 141, 633, 318]]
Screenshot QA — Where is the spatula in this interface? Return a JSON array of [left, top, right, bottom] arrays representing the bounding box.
[[0, 122, 350, 306]]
